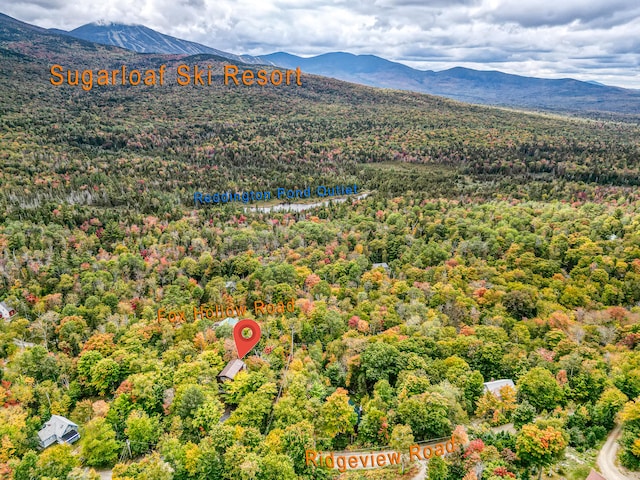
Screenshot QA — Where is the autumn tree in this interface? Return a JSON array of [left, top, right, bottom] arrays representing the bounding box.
[[36, 443, 79, 479], [516, 425, 567, 480]]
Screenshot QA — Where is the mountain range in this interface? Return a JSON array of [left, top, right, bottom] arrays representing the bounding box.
[[262, 52, 640, 116], [3, 13, 640, 117]]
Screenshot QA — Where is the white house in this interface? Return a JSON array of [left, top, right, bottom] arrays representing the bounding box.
[[483, 379, 515, 398], [0, 301, 16, 321], [213, 317, 239, 328], [372, 263, 390, 271], [38, 415, 80, 449]]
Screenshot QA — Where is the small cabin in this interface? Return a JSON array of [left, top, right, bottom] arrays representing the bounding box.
[[38, 415, 80, 449], [483, 379, 515, 399], [217, 359, 246, 383], [0, 301, 16, 321]]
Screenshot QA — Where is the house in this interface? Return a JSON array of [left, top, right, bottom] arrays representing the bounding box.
[[372, 263, 390, 271], [586, 470, 607, 480], [38, 415, 80, 449], [0, 301, 16, 321], [214, 317, 239, 328], [13, 339, 35, 349], [217, 359, 246, 383], [483, 379, 516, 398], [225, 281, 237, 291]]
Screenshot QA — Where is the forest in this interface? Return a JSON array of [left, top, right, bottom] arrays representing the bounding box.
[[1, 12, 640, 480]]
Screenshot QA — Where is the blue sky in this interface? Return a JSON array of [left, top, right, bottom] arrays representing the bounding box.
[[4, 0, 640, 88]]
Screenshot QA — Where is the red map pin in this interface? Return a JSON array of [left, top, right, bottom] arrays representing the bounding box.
[[233, 319, 261, 359]]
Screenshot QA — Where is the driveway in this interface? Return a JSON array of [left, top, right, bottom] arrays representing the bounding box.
[[597, 424, 640, 480]]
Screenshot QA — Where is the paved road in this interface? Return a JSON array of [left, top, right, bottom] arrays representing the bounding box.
[[597, 424, 640, 480]]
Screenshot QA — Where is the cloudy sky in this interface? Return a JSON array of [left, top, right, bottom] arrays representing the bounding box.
[[4, 0, 640, 88]]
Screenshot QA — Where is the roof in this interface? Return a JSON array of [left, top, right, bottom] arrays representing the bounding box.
[[214, 317, 239, 328], [217, 359, 246, 381], [13, 339, 35, 348], [586, 470, 606, 480], [0, 301, 16, 317], [483, 379, 515, 396], [37, 415, 78, 442], [372, 263, 389, 269]]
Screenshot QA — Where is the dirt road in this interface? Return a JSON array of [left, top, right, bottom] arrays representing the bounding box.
[[97, 470, 112, 480], [597, 424, 640, 480]]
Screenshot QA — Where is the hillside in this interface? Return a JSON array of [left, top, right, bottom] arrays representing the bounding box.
[[7, 13, 639, 117], [3, 10, 640, 480], [1, 12, 640, 222], [264, 51, 640, 117]]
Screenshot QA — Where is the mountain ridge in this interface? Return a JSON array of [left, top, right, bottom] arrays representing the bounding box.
[[3, 12, 640, 117], [261, 51, 640, 116], [55, 21, 272, 65]]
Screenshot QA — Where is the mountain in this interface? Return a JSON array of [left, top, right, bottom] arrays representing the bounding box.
[[4, 12, 640, 117], [58, 21, 271, 65], [263, 52, 640, 117]]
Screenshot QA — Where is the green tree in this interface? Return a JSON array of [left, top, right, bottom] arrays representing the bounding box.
[[618, 399, 640, 469], [503, 289, 537, 320], [113, 452, 174, 480], [90, 357, 121, 395], [389, 424, 414, 474], [192, 399, 225, 436], [174, 385, 206, 420], [512, 400, 537, 430], [227, 383, 277, 432], [397, 392, 452, 440], [80, 418, 122, 467], [316, 388, 357, 440], [125, 410, 161, 456], [12, 450, 38, 480], [358, 407, 389, 445], [258, 452, 297, 480], [594, 387, 628, 429], [76, 350, 104, 387], [517, 367, 563, 412], [36, 443, 79, 479], [360, 342, 401, 386], [281, 420, 315, 475], [427, 455, 449, 480], [67, 468, 101, 480]]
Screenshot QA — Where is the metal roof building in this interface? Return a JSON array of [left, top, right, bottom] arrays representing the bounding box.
[[38, 415, 80, 449], [217, 359, 246, 383]]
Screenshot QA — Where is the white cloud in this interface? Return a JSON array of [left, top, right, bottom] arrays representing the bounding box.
[[3, 0, 639, 88]]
